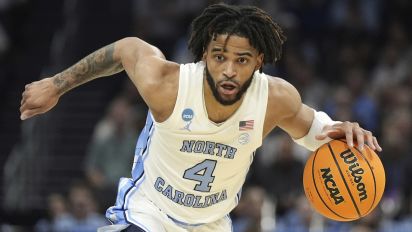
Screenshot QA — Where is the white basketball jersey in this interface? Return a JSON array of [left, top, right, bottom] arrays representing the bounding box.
[[106, 61, 268, 226]]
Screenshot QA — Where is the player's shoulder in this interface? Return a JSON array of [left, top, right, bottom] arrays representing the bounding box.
[[180, 61, 205, 72], [266, 75, 300, 102], [266, 75, 302, 119], [137, 57, 180, 85]]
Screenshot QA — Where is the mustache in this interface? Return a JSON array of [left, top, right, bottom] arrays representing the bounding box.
[[218, 79, 240, 87]]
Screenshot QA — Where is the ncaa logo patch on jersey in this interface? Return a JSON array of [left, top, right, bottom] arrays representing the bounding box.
[[181, 108, 194, 131], [182, 108, 194, 121]]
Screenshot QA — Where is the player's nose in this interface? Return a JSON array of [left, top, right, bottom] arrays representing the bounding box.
[[223, 62, 237, 78]]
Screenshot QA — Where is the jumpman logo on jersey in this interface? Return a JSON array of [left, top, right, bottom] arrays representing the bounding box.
[[181, 120, 192, 132]]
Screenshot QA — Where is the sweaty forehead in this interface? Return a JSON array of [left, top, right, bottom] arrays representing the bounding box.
[[208, 34, 257, 54]]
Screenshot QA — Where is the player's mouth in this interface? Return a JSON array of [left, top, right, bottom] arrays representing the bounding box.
[[218, 81, 239, 95]]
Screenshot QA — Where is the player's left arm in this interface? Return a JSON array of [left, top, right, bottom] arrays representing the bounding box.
[[265, 77, 382, 152]]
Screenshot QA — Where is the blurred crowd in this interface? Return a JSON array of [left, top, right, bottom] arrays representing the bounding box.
[[1, 0, 412, 231]]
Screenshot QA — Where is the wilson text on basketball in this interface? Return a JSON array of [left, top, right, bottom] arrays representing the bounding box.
[[340, 149, 368, 201]]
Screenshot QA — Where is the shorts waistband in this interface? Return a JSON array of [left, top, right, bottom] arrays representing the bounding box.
[[166, 214, 205, 227]]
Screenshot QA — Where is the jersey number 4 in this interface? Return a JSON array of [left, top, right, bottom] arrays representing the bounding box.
[[183, 159, 217, 192]]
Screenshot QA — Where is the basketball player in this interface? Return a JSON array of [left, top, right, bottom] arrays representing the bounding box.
[[20, 4, 382, 232]]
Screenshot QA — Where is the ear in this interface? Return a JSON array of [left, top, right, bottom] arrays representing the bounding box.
[[255, 53, 264, 71], [202, 50, 207, 61]]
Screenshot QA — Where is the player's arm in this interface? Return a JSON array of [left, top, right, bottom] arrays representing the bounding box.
[[264, 77, 382, 151], [20, 37, 178, 121]]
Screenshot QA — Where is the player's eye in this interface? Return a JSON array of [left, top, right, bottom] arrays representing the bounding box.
[[238, 57, 248, 64], [215, 55, 225, 62]]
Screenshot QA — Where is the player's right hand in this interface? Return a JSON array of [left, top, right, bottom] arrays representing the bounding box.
[[20, 77, 60, 120]]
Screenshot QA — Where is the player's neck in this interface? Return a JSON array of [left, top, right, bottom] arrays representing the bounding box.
[[203, 78, 244, 124]]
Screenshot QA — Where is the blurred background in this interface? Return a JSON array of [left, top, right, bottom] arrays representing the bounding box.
[[0, 0, 411, 231]]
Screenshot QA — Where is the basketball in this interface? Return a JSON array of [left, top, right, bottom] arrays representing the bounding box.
[[303, 139, 385, 221]]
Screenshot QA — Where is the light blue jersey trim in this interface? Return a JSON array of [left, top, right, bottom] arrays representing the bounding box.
[[106, 111, 154, 225], [132, 112, 154, 179]]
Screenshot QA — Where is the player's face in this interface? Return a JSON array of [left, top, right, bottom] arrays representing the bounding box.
[[203, 34, 263, 105]]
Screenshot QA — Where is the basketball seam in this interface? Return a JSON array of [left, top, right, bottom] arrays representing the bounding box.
[[327, 143, 362, 218], [353, 145, 378, 215], [311, 148, 350, 220]]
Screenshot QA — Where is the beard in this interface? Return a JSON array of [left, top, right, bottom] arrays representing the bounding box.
[[205, 65, 254, 106]]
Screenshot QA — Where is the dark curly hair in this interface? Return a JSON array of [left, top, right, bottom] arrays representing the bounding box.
[[188, 3, 286, 67]]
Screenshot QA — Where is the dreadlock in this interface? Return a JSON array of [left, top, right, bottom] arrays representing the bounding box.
[[188, 3, 286, 68]]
